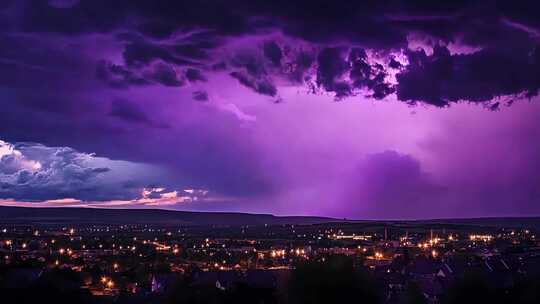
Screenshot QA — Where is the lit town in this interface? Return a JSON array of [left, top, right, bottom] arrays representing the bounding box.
[[0, 208, 539, 303]]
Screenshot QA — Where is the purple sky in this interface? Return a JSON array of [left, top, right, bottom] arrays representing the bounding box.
[[1, 0, 540, 219]]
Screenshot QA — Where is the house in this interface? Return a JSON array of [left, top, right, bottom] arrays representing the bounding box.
[[192, 270, 241, 290], [408, 256, 440, 279], [416, 276, 444, 303], [151, 273, 179, 294], [1, 268, 43, 288], [244, 270, 277, 289], [520, 256, 540, 278]]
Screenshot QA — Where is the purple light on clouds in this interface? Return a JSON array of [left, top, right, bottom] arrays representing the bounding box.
[[1, 1, 540, 219]]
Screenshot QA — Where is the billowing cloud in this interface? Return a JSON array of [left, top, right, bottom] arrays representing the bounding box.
[[1, 0, 537, 104], [96, 60, 151, 88], [230, 71, 277, 97], [192, 90, 209, 102], [339, 151, 445, 219], [1, 1, 540, 218], [0, 139, 166, 201], [396, 44, 540, 107]]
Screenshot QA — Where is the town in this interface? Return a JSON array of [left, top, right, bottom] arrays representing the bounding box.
[[1, 220, 539, 303]]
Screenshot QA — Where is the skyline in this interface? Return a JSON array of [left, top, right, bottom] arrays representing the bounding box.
[[1, 0, 540, 219]]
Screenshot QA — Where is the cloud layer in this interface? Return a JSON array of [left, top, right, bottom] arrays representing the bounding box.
[[2, 0, 538, 105], [1, 1, 540, 218]]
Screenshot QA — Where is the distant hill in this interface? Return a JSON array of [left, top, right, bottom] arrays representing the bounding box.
[[420, 217, 540, 231], [351, 217, 540, 232], [0, 206, 538, 230], [0, 206, 338, 226]]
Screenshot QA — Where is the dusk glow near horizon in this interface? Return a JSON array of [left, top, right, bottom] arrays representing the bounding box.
[[1, 0, 540, 219]]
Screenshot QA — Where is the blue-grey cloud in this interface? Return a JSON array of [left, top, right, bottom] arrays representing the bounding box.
[[0, 139, 167, 201]]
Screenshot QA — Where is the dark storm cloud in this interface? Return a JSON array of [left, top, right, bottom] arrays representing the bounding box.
[[285, 50, 315, 83], [7, 0, 539, 104], [19, 0, 251, 37], [348, 48, 396, 100], [0, 0, 14, 10], [96, 60, 151, 88], [192, 90, 209, 102], [396, 44, 540, 107], [97, 60, 186, 88], [122, 40, 198, 67], [147, 63, 185, 87], [313, 47, 396, 100], [263, 41, 283, 67], [230, 71, 277, 97], [172, 42, 214, 60], [11, 2, 540, 47], [225, 51, 282, 96], [316, 47, 351, 99], [185, 68, 207, 82], [1, 0, 538, 128]]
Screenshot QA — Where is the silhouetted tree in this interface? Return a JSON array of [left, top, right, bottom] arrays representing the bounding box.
[[2, 268, 93, 304], [166, 275, 277, 304], [288, 255, 380, 304], [441, 272, 502, 304], [400, 282, 427, 304], [508, 276, 540, 304]]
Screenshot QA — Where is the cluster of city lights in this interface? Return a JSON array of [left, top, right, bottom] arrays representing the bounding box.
[[270, 249, 286, 258], [101, 276, 115, 289], [469, 234, 494, 242]]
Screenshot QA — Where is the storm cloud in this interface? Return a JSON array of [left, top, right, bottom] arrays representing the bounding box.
[[0, 140, 163, 201], [1, 1, 540, 218], [1, 0, 538, 103]]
